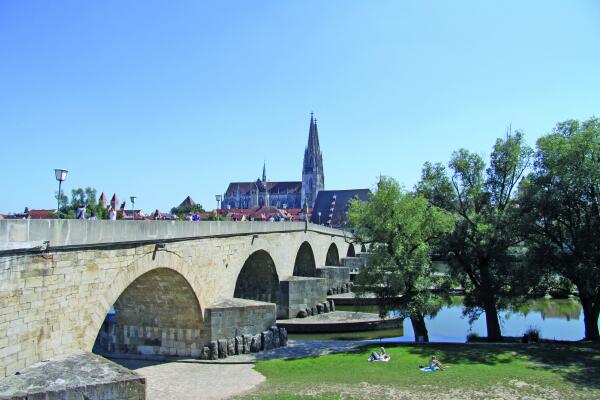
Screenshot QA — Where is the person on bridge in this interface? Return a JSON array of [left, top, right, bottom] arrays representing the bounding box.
[[108, 205, 116, 220], [76, 204, 86, 220]]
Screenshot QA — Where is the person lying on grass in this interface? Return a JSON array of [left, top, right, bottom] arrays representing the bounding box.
[[368, 347, 390, 362]]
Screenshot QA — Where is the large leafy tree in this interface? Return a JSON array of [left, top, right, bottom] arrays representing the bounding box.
[[55, 187, 105, 219], [417, 131, 535, 340], [348, 177, 454, 341], [518, 118, 600, 340]]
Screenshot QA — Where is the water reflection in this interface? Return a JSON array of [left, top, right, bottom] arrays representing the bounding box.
[[296, 298, 589, 343]]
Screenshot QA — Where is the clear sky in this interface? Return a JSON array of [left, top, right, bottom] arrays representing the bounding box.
[[1, 1, 599, 214]]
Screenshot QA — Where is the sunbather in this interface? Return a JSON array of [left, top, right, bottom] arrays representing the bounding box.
[[368, 347, 390, 362], [429, 356, 444, 370]]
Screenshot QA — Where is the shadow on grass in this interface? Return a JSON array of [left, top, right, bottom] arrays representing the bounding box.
[[523, 342, 600, 389], [397, 341, 600, 389]]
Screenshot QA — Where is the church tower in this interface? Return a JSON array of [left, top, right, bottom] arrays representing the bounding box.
[[301, 113, 325, 208]]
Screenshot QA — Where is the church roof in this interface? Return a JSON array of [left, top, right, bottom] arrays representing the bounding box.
[[179, 196, 196, 207], [224, 181, 302, 196], [310, 189, 371, 227]]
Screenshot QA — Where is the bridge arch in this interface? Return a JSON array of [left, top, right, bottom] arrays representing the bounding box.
[[325, 243, 340, 266], [234, 250, 279, 303], [83, 249, 206, 353], [361, 244, 367, 253], [293, 241, 317, 277], [347, 243, 356, 257]]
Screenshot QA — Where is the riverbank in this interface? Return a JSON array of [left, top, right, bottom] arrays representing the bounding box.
[[238, 341, 600, 399]]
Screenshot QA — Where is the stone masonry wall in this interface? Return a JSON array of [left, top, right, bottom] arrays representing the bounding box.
[[0, 220, 355, 377], [277, 277, 328, 319], [317, 266, 351, 294]]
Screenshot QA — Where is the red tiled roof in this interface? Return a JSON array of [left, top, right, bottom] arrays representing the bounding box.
[[28, 209, 55, 219]]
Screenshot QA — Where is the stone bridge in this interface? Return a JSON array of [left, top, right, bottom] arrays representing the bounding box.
[[0, 220, 361, 377]]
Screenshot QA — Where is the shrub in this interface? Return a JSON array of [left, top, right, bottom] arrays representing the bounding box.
[[522, 327, 540, 343], [466, 332, 479, 342]]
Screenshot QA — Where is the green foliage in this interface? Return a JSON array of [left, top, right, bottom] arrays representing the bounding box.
[[54, 186, 106, 219], [70, 187, 97, 208], [518, 117, 600, 339], [170, 203, 204, 215], [348, 177, 455, 340], [207, 211, 224, 221], [415, 161, 456, 210], [417, 130, 536, 339]]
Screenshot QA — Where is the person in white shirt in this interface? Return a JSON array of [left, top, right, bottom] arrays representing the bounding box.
[[108, 205, 116, 221]]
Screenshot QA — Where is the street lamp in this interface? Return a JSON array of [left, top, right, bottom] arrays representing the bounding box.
[[215, 194, 222, 212], [130, 196, 136, 220], [318, 211, 322, 225], [54, 168, 68, 219]]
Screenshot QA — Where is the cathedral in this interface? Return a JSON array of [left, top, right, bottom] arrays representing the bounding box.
[[222, 114, 325, 210]]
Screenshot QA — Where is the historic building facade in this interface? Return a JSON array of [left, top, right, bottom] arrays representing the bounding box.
[[222, 114, 325, 210]]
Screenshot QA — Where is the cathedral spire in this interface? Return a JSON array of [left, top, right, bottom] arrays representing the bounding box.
[[302, 113, 325, 208], [262, 162, 267, 182]]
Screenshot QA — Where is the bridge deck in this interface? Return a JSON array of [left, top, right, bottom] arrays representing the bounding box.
[[0, 219, 350, 253]]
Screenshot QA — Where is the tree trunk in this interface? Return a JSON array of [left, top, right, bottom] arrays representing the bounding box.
[[483, 298, 502, 341], [410, 313, 429, 343], [580, 296, 600, 341]]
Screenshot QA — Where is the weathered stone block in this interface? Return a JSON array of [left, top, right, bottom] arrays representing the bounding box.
[[316, 303, 324, 314], [250, 335, 261, 353], [297, 310, 308, 318], [329, 299, 335, 312], [323, 301, 330, 313], [243, 334, 252, 354], [261, 330, 273, 351], [217, 339, 228, 358], [209, 341, 218, 360], [235, 336, 243, 355], [201, 346, 210, 360], [227, 338, 235, 356], [270, 326, 280, 348], [279, 327, 288, 347], [311, 306, 316, 315], [306, 307, 312, 316]]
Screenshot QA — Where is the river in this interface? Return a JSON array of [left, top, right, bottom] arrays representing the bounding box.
[[290, 297, 588, 342]]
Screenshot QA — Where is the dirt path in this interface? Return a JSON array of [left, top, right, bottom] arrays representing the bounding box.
[[119, 360, 265, 400], [114, 340, 368, 399]]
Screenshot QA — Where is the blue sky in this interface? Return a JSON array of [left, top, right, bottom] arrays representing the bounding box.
[[1, 1, 599, 214]]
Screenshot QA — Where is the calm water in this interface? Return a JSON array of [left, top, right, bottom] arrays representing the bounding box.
[[389, 298, 585, 343], [291, 298, 589, 343]]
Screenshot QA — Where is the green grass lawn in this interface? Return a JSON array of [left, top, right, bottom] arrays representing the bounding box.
[[238, 342, 600, 399]]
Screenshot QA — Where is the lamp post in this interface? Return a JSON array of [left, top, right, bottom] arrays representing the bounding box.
[[215, 194, 222, 212], [318, 211, 322, 225], [130, 196, 136, 220], [54, 168, 68, 219]]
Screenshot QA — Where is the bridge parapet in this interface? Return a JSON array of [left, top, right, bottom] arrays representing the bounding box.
[[0, 219, 349, 252]]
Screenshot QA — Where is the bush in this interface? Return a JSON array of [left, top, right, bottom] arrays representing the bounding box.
[[466, 332, 479, 342], [522, 327, 540, 343]]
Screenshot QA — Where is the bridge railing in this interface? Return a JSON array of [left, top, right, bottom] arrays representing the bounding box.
[[0, 220, 351, 253]]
